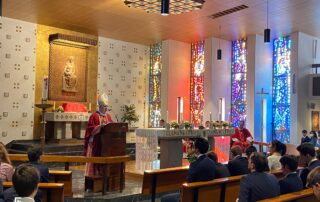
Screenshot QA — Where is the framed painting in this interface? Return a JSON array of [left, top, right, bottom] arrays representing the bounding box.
[[312, 111, 319, 131]]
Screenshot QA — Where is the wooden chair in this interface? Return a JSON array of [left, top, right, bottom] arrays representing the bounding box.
[[3, 182, 64, 202], [141, 166, 189, 202], [258, 188, 316, 202]]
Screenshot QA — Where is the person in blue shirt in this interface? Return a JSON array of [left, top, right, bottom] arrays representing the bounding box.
[[301, 130, 310, 144]]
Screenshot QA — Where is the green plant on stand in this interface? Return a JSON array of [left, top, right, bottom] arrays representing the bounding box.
[[121, 104, 139, 127]]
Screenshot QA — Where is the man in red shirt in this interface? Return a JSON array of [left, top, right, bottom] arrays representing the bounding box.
[[231, 120, 253, 152]]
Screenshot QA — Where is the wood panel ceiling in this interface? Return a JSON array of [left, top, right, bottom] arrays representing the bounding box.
[[3, 0, 320, 45]]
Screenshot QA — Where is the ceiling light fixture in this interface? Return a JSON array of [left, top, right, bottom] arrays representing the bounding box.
[[217, 25, 222, 60], [161, 0, 169, 16], [264, 0, 271, 43], [124, 0, 205, 15]]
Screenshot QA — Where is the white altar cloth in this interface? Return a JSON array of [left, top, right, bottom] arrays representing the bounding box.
[[135, 128, 235, 171]]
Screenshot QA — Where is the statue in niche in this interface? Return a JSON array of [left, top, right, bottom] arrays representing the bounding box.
[[62, 56, 78, 92]]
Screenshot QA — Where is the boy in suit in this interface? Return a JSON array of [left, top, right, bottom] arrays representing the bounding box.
[[279, 155, 303, 194], [228, 145, 250, 176]]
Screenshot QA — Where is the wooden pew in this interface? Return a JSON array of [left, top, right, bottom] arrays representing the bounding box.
[[49, 170, 72, 197], [181, 171, 285, 202], [258, 188, 316, 202], [8, 154, 130, 195], [141, 166, 189, 202], [3, 182, 64, 202]]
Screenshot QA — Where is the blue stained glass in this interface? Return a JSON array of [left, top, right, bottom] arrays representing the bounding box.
[[231, 39, 247, 127], [272, 36, 291, 143]]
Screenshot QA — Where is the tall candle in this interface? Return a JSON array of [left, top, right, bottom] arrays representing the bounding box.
[[89, 103, 92, 112], [42, 76, 48, 101], [53, 101, 56, 111], [209, 112, 212, 122], [166, 110, 169, 123]]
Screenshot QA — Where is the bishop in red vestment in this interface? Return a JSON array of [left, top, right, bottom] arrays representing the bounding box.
[[84, 93, 113, 177], [231, 120, 253, 152]]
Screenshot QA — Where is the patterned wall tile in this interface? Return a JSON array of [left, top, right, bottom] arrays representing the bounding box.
[[0, 17, 36, 144], [98, 37, 149, 127]]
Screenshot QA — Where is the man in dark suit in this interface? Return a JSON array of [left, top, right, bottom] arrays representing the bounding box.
[[301, 130, 311, 144], [239, 152, 280, 202], [306, 166, 320, 199], [27, 147, 49, 183], [161, 138, 216, 202], [207, 152, 230, 178], [279, 155, 303, 194], [297, 143, 320, 187], [227, 145, 250, 176]]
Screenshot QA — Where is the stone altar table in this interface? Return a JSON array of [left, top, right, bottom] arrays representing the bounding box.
[[135, 128, 235, 171], [45, 112, 91, 140]]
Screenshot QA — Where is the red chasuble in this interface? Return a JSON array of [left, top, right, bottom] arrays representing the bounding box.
[[231, 128, 253, 152]]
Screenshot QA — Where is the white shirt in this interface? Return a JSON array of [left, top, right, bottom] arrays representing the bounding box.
[[267, 153, 282, 172]]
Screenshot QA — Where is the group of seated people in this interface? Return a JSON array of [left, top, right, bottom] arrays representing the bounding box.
[[301, 129, 320, 148], [0, 143, 49, 202], [162, 137, 320, 202]]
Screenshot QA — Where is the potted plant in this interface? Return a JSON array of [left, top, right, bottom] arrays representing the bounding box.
[[171, 121, 179, 129], [183, 121, 192, 130], [121, 104, 139, 128]]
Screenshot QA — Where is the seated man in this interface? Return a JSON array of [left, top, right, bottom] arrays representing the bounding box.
[[27, 147, 49, 183], [279, 155, 303, 194], [227, 145, 250, 176], [207, 152, 230, 178], [297, 143, 320, 187], [161, 138, 216, 202], [245, 145, 257, 158], [12, 164, 39, 202], [231, 120, 253, 152], [307, 166, 320, 200], [301, 129, 310, 144], [239, 152, 279, 202]]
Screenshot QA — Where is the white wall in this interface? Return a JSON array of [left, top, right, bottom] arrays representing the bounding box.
[[290, 32, 320, 144], [204, 37, 232, 122], [97, 37, 149, 128], [250, 35, 273, 142], [0, 17, 37, 144]]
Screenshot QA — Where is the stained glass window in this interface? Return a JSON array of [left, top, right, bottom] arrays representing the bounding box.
[[149, 43, 162, 127], [231, 39, 247, 127], [190, 41, 205, 126], [272, 36, 291, 143]]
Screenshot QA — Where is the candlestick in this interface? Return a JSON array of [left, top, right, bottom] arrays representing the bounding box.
[[53, 101, 56, 111], [89, 103, 92, 112], [42, 76, 48, 101], [166, 110, 169, 123], [209, 112, 212, 122]]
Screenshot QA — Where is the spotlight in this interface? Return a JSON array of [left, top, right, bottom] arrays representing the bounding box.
[[161, 0, 169, 16], [264, 28, 270, 43], [217, 49, 222, 60]]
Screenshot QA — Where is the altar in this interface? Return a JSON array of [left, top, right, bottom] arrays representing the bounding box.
[[135, 128, 235, 171], [45, 112, 91, 140]]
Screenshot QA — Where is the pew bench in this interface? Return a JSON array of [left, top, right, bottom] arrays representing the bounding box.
[[3, 182, 64, 202], [258, 188, 316, 202], [141, 166, 189, 202], [8, 154, 131, 195], [49, 170, 72, 196]]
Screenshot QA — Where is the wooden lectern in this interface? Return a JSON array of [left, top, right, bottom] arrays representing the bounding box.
[[100, 123, 128, 192]]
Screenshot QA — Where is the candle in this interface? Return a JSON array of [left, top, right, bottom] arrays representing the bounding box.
[[89, 103, 92, 112], [209, 112, 212, 122], [166, 110, 169, 123], [42, 76, 48, 101], [53, 101, 56, 111]]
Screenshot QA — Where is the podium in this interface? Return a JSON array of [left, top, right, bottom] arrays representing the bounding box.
[[100, 123, 128, 192]]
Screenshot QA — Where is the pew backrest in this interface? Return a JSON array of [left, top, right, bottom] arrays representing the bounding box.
[[258, 188, 315, 202], [49, 170, 72, 196], [141, 166, 189, 202], [3, 182, 64, 202]]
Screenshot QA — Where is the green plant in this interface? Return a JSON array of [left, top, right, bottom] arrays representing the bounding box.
[[183, 121, 192, 129], [171, 121, 179, 129], [121, 104, 139, 125]]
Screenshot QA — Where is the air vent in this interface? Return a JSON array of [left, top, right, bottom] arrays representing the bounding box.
[[208, 5, 249, 19]]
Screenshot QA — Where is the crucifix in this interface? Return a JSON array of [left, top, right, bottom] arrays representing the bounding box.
[[256, 88, 269, 143]]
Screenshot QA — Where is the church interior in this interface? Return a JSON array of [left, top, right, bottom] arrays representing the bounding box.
[[1, 0, 320, 201]]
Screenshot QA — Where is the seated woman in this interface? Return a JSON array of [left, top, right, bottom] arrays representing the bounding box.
[[267, 140, 286, 172], [0, 142, 14, 181]]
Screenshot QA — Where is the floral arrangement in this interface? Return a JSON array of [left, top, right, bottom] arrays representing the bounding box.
[[171, 121, 180, 129], [183, 121, 192, 130], [222, 121, 230, 127]]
